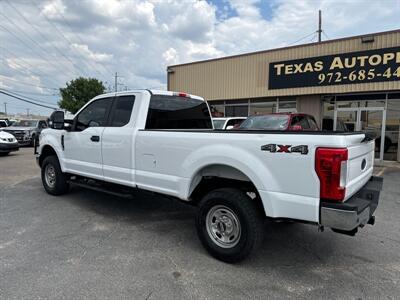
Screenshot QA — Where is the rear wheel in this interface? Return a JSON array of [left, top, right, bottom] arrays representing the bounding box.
[[0, 152, 10, 156], [196, 188, 264, 263], [41, 155, 69, 195]]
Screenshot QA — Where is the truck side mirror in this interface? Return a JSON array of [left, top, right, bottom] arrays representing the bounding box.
[[49, 111, 65, 129]]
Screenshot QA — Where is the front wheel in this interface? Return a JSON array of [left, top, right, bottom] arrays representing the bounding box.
[[0, 152, 10, 156], [41, 155, 69, 195], [30, 134, 36, 147], [196, 188, 264, 263]]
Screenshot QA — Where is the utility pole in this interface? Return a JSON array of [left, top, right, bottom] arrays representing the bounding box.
[[317, 10, 322, 42], [3, 102, 6, 116], [26, 108, 30, 117]]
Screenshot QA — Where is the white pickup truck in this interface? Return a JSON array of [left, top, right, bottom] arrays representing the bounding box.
[[36, 90, 382, 262]]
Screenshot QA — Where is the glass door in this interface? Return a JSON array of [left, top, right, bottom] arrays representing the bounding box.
[[360, 109, 385, 159], [335, 105, 386, 160], [335, 109, 358, 132]]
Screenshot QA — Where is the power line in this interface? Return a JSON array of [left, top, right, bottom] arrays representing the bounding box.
[[288, 32, 317, 46], [5, 0, 88, 78], [0, 75, 59, 91], [322, 30, 330, 40], [2, 89, 58, 96], [1, 89, 58, 105], [46, 1, 116, 77], [0, 46, 64, 88], [31, 0, 108, 81], [0, 23, 76, 81], [0, 89, 58, 109]]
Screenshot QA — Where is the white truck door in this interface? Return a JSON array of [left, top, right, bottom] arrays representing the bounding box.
[[101, 94, 137, 186], [63, 97, 112, 179]]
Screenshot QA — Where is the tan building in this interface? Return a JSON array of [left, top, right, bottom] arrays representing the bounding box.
[[167, 29, 400, 162]]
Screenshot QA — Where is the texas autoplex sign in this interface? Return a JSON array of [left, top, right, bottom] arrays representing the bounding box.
[[268, 46, 400, 89]]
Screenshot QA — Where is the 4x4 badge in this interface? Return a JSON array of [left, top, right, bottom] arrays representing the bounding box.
[[261, 144, 308, 155]]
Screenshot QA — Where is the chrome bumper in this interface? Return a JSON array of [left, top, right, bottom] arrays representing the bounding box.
[[320, 176, 382, 235]]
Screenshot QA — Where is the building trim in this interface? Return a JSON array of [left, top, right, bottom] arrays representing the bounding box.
[[168, 29, 400, 69]]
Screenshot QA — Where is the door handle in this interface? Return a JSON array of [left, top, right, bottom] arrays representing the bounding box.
[[90, 135, 100, 142]]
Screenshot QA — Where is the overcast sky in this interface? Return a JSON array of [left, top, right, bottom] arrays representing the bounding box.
[[1, 0, 399, 115]]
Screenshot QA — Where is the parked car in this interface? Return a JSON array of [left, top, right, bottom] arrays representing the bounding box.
[[0, 120, 8, 127], [36, 90, 381, 263], [3, 119, 48, 146], [212, 117, 246, 130], [238, 113, 319, 131], [0, 129, 19, 156]]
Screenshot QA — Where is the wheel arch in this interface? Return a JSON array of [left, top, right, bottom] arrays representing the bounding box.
[[187, 163, 266, 215], [39, 144, 58, 167]]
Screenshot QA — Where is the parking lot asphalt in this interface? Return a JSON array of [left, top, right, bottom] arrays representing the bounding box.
[[1, 147, 400, 299]]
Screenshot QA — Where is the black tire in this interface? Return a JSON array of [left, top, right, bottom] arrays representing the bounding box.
[[41, 155, 69, 195], [0, 152, 10, 156], [196, 188, 264, 263], [30, 134, 36, 147]]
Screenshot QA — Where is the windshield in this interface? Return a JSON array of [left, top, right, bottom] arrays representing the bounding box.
[[13, 120, 38, 127], [239, 115, 289, 130], [213, 120, 225, 129]]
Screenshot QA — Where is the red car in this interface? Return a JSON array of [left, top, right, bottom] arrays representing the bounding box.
[[238, 113, 319, 131]]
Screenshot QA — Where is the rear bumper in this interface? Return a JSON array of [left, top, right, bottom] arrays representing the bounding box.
[[0, 142, 19, 152], [320, 176, 382, 234]]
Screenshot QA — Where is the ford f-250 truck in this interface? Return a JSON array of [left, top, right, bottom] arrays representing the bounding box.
[[36, 90, 382, 262]]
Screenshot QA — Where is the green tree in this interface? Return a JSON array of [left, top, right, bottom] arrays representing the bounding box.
[[58, 77, 106, 114]]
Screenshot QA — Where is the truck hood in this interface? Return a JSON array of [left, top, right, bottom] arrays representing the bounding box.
[[4, 126, 35, 131], [0, 130, 16, 139]]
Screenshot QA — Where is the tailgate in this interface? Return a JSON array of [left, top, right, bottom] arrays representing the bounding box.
[[344, 137, 375, 201]]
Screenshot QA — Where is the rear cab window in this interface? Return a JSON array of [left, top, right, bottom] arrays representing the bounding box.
[[145, 95, 212, 129], [109, 95, 135, 127]]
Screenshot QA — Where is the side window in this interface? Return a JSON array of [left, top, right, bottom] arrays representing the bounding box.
[[290, 116, 299, 126], [292, 116, 310, 129], [39, 121, 47, 128], [307, 116, 319, 130], [145, 95, 212, 129], [109, 96, 135, 127], [75, 98, 110, 131]]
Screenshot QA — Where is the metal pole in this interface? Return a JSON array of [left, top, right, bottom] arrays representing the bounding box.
[[318, 10, 322, 42], [4, 102, 6, 116]]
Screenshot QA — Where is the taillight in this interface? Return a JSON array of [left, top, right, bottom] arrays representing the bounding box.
[[315, 148, 348, 202]]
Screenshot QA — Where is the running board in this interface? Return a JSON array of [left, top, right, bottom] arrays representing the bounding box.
[[67, 177, 134, 199]]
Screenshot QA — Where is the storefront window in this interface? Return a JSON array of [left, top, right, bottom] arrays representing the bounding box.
[[321, 93, 399, 162], [321, 100, 335, 130], [249, 99, 277, 115], [209, 101, 225, 117], [361, 100, 386, 108], [278, 97, 297, 112], [385, 99, 400, 161], [336, 101, 359, 109], [224, 100, 249, 117], [225, 105, 248, 117]]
